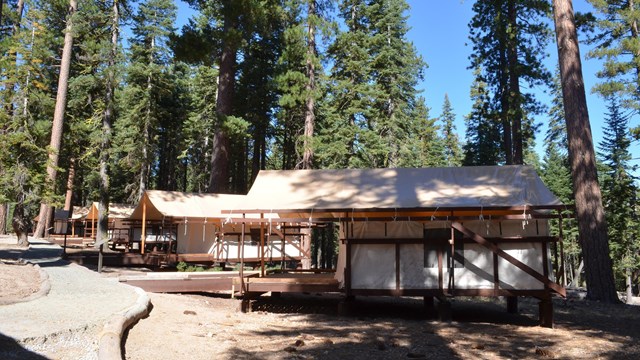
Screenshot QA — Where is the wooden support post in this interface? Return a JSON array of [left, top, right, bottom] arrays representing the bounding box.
[[493, 252, 499, 296], [338, 295, 355, 316], [539, 299, 553, 328], [424, 296, 434, 308], [345, 238, 352, 298], [437, 297, 452, 322], [140, 200, 147, 254], [281, 223, 285, 269], [260, 214, 265, 277], [395, 242, 400, 293], [240, 219, 246, 295], [438, 245, 443, 291], [507, 296, 518, 314], [240, 299, 253, 313]]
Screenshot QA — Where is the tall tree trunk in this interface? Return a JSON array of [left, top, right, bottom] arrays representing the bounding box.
[[571, 258, 583, 288], [0, 204, 6, 235], [64, 157, 75, 211], [507, 0, 523, 164], [97, 0, 118, 246], [494, 5, 513, 165], [552, 0, 619, 302], [12, 201, 28, 247], [208, 7, 236, 194], [626, 269, 634, 304], [300, 0, 316, 170], [34, 0, 77, 239]]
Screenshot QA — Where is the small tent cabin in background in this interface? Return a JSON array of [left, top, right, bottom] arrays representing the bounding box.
[[32, 203, 134, 244], [82, 202, 135, 244], [127, 190, 308, 266], [228, 165, 568, 327]]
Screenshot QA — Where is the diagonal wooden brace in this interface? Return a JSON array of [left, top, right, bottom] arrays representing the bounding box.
[[451, 222, 566, 298]]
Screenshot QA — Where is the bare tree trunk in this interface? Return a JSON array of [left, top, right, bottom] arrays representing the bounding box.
[[34, 0, 77, 238], [571, 258, 583, 288], [0, 204, 6, 235], [552, 0, 619, 303], [12, 202, 28, 247], [97, 0, 118, 247], [63, 157, 75, 211], [299, 0, 316, 170], [208, 4, 235, 194], [507, 0, 523, 164], [626, 269, 634, 304]]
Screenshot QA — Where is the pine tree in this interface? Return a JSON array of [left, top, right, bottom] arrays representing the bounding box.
[[553, 0, 619, 302], [181, 65, 217, 193], [34, 0, 77, 239], [320, 0, 426, 169], [587, 0, 640, 136], [541, 70, 580, 287], [114, 0, 177, 201], [469, 0, 552, 165], [439, 94, 462, 167], [0, 0, 60, 244], [411, 99, 445, 167], [463, 68, 502, 166], [598, 95, 639, 302]]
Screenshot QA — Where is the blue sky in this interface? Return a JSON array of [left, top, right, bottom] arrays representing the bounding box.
[[175, 0, 636, 167]]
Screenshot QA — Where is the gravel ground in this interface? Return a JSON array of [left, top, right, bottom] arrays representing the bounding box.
[[0, 236, 141, 360], [3, 235, 640, 359], [122, 291, 640, 360]]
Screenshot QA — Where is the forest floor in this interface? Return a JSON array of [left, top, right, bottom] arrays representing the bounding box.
[[1, 240, 640, 359]]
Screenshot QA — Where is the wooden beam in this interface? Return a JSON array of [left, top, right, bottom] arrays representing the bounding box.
[[140, 199, 146, 254], [451, 222, 566, 297]]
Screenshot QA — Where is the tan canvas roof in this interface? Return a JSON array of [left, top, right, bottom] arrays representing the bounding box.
[[232, 165, 562, 216], [129, 190, 247, 221], [84, 202, 135, 220]]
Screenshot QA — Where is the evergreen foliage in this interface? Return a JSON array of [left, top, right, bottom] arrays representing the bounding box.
[[463, 68, 502, 166], [597, 95, 640, 294], [318, 0, 429, 169], [468, 0, 551, 164], [587, 0, 640, 137], [438, 94, 462, 166]]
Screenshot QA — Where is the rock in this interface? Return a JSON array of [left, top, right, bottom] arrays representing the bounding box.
[[183, 310, 197, 315], [284, 346, 297, 353], [294, 339, 305, 347]]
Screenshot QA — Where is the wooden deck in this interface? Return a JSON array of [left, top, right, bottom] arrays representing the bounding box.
[[119, 271, 259, 293], [116, 269, 340, 294], [239, 271, 340, 294]]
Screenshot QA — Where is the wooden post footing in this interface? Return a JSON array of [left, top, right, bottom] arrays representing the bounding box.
[[507, 296, 518, 314], [240, 299, 253, 313], [539, 299, 553, 328], [437, 298, 452, 322]]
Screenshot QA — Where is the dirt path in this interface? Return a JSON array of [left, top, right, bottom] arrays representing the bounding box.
[[124, 292, 640, 360]]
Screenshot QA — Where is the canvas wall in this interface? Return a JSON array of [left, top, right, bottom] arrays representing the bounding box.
[[336, 220, 551, 291]]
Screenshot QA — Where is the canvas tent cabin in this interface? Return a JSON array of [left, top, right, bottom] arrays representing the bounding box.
[[230, 165, 567, 326], [82, 202, 135, 243], [128, 190, 307, 264]]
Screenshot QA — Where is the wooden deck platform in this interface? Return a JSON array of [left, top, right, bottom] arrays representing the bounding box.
[[119, 271, 259, 293], [116, 269, 340, 294], [239, 271, 340, 294]]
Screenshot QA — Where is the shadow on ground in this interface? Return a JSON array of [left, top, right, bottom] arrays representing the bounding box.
[[0, 333, 49, 360]]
